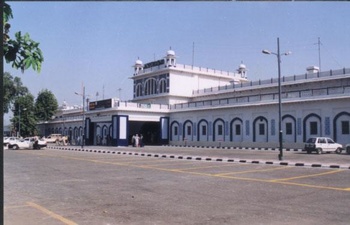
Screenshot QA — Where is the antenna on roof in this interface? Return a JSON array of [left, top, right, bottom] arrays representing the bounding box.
[[192, 42, 195, 68], [314, 37, 322, 72]]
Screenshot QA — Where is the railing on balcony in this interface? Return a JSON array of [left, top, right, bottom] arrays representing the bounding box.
[[193, 68, 350, 96], [136, 63, 242, 78], [171, 85, 350, 110]]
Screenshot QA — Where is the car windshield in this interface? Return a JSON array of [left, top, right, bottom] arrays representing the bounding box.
[[306, 138, 316, 143]]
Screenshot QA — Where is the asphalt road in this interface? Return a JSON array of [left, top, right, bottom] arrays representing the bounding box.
[[4, 146, 350, 225]]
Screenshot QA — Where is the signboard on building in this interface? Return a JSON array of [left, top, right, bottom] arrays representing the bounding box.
[[144, 59, 165, 69], [89, 99, 112, 110]]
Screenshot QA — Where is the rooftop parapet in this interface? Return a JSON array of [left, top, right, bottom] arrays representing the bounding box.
[[192, 68, 350, 96], [135, 63, 245, 78]]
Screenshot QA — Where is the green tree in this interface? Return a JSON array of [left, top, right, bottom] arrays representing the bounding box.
[[11, 94, 38, 137], [35, 89, 58, 122], [3, 72, 29, 113], [3, 3, 44, 73]]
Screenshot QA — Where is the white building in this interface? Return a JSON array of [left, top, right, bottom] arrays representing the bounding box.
[[38, 49, 350, 148]]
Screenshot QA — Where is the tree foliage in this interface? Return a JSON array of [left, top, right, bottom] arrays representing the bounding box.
[[3, 3, 44, 73], [11, 94, 38, 137], [35, 89, 58, 122], [3, 72, 29, 113]]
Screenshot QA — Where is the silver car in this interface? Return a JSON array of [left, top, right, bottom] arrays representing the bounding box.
[[304, 137, 343, 154], [8, 138, 34, 150]]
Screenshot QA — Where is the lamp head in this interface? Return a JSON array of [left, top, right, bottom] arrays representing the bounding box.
[[262, 50, 271, 55]]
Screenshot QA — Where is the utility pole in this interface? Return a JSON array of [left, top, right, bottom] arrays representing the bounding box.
[[262, 38, 291, 161], [316, 37, 322, 71], [117, 88, 122, 100], [192, 42, 195, 68]]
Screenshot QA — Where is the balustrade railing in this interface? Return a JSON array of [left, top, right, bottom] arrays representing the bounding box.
[[193, 68, 350, 95], [171, 85, 350, 110]]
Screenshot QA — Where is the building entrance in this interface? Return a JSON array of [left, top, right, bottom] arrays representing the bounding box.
[[128, 121, 160, 145]]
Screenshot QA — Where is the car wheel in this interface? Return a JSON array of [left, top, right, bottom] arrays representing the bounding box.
[[317, 148, 323, 154], [13, 145, 19, 150], [335, 148, 342, 154], [347, 147, 350, 154], [306, 150, 311, 154]]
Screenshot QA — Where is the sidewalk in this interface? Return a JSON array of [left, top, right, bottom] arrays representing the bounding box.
[[47, 145, 350, 170]]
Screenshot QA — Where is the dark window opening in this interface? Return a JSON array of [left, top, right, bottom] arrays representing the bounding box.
[[286, 122, 292, 135], [235, 124, 241, 135], [187, 126, 191, 136], [202, 125, 207, 136], [218, 125, 223, 135], [259, 123, 265, 135], [310, 121, 318, 135], [341, 121, 350, 135]]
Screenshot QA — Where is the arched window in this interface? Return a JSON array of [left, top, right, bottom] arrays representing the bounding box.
[[144, 78, 157, 96], [230, 118, 243, 142], [303, 113, 321, 142], [159, 78, 167, 94], [136, 84, 143, 97], [197, 119, 209, 141], [170, 121, 180, 141], [333, 111, 350, 143], [213, 119, 225, 141]]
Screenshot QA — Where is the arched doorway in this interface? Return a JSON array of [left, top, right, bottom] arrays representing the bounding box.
[[253, 116, 268, 142], [230, 118, 243, 142]]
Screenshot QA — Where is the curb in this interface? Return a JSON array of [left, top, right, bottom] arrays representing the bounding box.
[[47, 146, 350, 170], [163, 145, 305, 152]]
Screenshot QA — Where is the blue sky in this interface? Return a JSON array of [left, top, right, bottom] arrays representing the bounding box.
[[4, 2, 350, 123]]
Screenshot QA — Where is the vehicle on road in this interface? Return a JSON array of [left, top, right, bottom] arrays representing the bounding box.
[[3, 137, 16, 147], [8, 138, 34, 150], [304, 137, 343, 154], [45, 134, 64, 144], [24, 137, 47, 149], [346, 144, 350, 154]]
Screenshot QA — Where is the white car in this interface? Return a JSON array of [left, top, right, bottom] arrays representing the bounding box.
[[24, 137, 47, 149], [44, 134, 63, 143], [304, 137, 343, 154], [4, 137, 17, 145], [8, 138, 34, 150]]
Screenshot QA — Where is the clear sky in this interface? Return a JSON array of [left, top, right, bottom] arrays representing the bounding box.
[[4, 2, 350, 124]]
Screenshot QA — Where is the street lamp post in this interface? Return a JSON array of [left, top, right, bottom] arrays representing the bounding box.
[[18, 105, 27, 138], [75, 86, 86, 149], [262, 38, 291, 161]]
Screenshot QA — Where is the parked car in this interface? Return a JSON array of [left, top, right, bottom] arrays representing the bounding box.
[[8, 138, 34, 150], [304, 137, 343, 154], [44, 134, 63, 143], [24, 137, 47, 149], [346, 144, 350, 154], [4, 137, 15, 147]]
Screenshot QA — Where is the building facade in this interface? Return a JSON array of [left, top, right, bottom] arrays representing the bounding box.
[[38, 50, 350, 148]]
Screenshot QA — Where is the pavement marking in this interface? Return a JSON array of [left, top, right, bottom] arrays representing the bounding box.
[[139, 161, 201, 167], [172, 163, 242, 171], [214, 166, 292, 176], [269, 169, 345, 182], [128, 159, 190, 165], [26, 202, 78, 225], [271, 181, 350, 192], [20, 151, 350, 192]]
